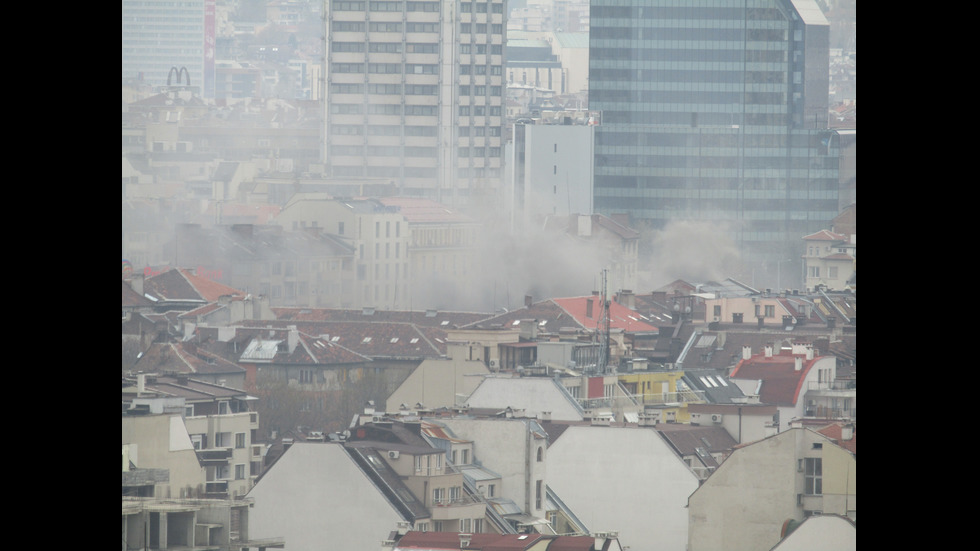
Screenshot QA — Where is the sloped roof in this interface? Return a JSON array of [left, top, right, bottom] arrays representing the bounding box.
[[803, 229, 848, 242], [144, 267, 246, 303], [655, 424, 738, 462], [236, 327, 373, 365], [681, 368, 746, 403], [122, 279, 155, 308], [551, 296, 658, 333], [377, 196, 477, 224], [273, 307, 492, 328], [815, 422, 856, 455], [123, 374, 250, 402], [465, 378, 585, 421], [729, 351, 821, 406], [393, 532, 545, 550], [239, 320, 447, 359], [134, 342, 246, 376]]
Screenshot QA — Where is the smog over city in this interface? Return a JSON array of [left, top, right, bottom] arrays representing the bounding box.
[[123, 1, 854, 550]]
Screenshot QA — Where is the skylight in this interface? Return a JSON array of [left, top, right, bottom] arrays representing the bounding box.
[[362, 337, 372, 343], [390, 337, 399, 343], [410, 337, 419, 344]]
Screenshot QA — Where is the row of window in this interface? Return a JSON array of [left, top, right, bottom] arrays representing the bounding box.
[[330, 124, 438, 136], [330, 103, 439, 116], [331, 62, 439, 75], [458, 105, 502, 116], [458, 147, 502, 157], [459, 85, 502, 96], [333, 1, 441, 11]]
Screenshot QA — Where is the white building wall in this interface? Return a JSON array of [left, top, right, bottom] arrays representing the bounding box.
[[546, 426, 697, 551], [247, 443, 407, 551], [437, 417, 547, 517]]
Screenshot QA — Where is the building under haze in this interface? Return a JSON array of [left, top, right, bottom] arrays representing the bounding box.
[[121, 0, 215, 96], [324, 0, 507, 212], [588, 0, 846, 287]]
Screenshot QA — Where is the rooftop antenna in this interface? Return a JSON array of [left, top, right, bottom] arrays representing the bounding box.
[[597, 269, 611, 373]]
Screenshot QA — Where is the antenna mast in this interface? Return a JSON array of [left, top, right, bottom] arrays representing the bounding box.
[[597, 269, 611, 373]]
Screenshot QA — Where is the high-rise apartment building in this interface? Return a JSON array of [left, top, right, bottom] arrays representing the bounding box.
[[324, 1, 507, 212], [589, 0, 843, 286], [121, 0, 215, 96]]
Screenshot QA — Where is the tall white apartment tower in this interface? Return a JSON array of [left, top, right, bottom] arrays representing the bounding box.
[[325, 1, 507, 212]]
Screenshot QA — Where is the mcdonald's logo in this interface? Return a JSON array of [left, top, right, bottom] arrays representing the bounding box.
[[167, 66, 191, 87]]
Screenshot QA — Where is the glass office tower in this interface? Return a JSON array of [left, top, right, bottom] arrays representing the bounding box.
[[589, 0, 840, 287]]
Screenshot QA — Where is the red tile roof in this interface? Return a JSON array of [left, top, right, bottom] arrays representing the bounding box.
[[803, 229, 847, 242], [144, 267, 246, 303], [729, 351, 819, 406], [816, 422, 856, 454], [393, 532, 544, 550], [552, 296, 658, 333]]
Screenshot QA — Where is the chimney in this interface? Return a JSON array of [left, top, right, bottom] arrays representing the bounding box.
[[794, 356, 803, 371], [137, 373, 146, 394], [459, 533, 472, 548], [525, 295, 533, 308], [841, 423, 854, 441], [805, 343, 814, 360], [742, 345, 752, 360], [218, 294, 233, 305], [618, 289, 635, 309], [131, 273, 144, 295], [586, 298, 594, 319], [287, 326, 299, 353], [764, 344, 773, 358]]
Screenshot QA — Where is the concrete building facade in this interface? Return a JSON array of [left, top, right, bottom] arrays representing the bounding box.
[[687, 428, 855, 551], [324, 0, 507, 211]]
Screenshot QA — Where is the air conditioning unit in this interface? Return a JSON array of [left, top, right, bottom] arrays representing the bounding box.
[[711, 414, 723, 424], [488, 359, 498, 368], [388, 450, 400, 459], [372, 416, 385, 423]]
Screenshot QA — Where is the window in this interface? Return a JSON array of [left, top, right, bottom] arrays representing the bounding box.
[[487, 483, 495, 497], [235, 464, 246, 480], [764, 305, 775, 318], [235, 433, 246, 449], [713, 305, 722, 317], [535, 480, 542, 509], [804, 457, 822, 495], [416, 455, 424, 472], [433, 487, 445, 504], [473, 518, 483, 533], [216, 432, 231, 448], [191, 434, 206, 450], [537, 447, 543, 462], [462, 449, 469, 464]]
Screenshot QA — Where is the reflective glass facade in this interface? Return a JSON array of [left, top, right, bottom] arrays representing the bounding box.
[[589, 0, 838, 273]]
